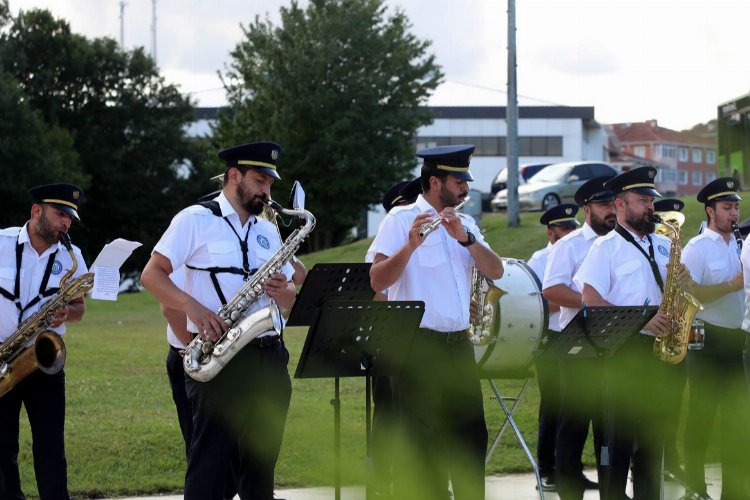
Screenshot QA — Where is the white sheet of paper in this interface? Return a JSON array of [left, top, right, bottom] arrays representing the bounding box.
[[90, 238, 142, 301]]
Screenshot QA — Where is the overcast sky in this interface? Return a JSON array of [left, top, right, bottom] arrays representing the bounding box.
[[10, 0, 750, 131]]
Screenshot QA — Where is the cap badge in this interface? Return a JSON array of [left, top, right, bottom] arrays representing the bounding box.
[[271, 149, 279, 160], [648, 170, 656, 179], [728, 180, 734, 188], [673, 203, 679, 210], [565, 208, 572, 215], [73, 190, 80, 200]]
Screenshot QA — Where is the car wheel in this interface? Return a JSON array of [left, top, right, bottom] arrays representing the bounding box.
[[542, 193, 560, 211]]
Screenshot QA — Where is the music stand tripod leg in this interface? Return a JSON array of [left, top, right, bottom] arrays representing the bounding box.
[[331, 377, 341, 500], [488, 379, 545, 500], [485, 378, 529, 462]]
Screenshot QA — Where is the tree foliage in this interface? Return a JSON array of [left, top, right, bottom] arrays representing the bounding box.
[[0, 9, 216, 271], [214, 0, 442, 250]]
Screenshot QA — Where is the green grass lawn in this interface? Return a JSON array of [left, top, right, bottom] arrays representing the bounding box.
[[16, 195, 726, 498]]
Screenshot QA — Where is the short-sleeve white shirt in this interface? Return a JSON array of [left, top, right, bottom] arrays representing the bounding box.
[[682, 228, 744, 329], [368, 194, 489, 332], [574, 228, 670, 319], [740, 234, 750, 332], [152, 192, 293, 336], [528, 243, 561, 332], [0, 224, 88, 341], [543, 223, 600, 330], [166, 266, 187, 349]]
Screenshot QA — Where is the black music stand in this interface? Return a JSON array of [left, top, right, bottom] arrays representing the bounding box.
[[295, 300, 424, 500]]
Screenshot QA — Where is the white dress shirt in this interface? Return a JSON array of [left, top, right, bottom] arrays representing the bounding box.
[[152, 192, 293, 336], [543, 223, 600, 330], [574, 228, 670, 333], [0, 224, 88, 341], [528, 242, 561, 332], [741, 235, 750, 333], [683, 228, 744, 329], [368, 194, 489, 332]]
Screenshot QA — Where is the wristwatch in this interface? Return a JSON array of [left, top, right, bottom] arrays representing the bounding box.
[[458, 230, 476, 247]]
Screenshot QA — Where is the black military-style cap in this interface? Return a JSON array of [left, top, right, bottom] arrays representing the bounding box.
[[217, 141, 282, 180], [27, 183, 84, 220], [399, 177, 422, 203], [382, 180, 410, 212], [603, 166, 661, 197], [417, 144, 475, 181], [696, 177, 742, 204], [197, 190, 221, 203], [539, 203, 580, 228], [653, 198, 684, 213], [574, 175, 615, 206]]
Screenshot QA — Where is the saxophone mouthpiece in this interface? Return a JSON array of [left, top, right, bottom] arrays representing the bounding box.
[[649, 213, 663, 224], [262, 198, 285, 212], [59, 232, 72, 250]]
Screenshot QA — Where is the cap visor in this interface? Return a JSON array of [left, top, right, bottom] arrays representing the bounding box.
[[51, 203, 80, 220], [450, 171, 474, 181], [631, 187, 661, 197], [712, 194, 742, 202], [251, 166, 281, 180], [553, 220, 581, 228]]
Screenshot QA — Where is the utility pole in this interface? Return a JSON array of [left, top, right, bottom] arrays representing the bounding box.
[[119, 0, 126, 48], [151, 0, 157, 64], [506, 0, 520, 227]]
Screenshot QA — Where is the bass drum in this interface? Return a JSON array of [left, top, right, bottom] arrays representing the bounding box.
[[474, 258, 547, 376]]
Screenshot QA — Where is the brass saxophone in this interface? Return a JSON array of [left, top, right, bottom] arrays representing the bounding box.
[[183, 199, 315, 382], [467, 268, 505, 345], [650, 212, 703, 364], [0, 233, 94, 397]]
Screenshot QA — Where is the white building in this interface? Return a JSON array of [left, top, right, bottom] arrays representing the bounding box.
[[190, 106, 607, 237]]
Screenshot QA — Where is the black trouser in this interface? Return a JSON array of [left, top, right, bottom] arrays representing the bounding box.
[[184, 339, 292, 500], [600, 334, 674, 500], [661, 360, 686, 473], [393, 330, 487, 500], [554, 356, 604, 500], [534, 332, 562, 480], [167, 346, 193, 459], [684, 323, 750, 499], [371, 375, 398, 495], [0, 370, 69, 500]]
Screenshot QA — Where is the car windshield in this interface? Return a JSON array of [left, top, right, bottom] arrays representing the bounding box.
[[528, 163, 572, 183]]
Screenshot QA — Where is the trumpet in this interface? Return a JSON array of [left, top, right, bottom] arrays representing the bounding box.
[[419, 196, 470, 238]]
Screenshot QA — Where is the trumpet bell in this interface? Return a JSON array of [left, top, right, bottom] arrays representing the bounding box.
[[654, 210, 685, 235]]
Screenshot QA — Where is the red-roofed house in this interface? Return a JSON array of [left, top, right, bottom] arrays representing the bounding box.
[[608, 120, 717, 195]]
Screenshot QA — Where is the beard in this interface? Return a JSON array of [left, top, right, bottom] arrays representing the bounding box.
[[237, 183, 265, 216], [590, 210, 616, 236], [438, 183, 466, 208], [625, 208, 655, 235], [34, 209, 62, 245]]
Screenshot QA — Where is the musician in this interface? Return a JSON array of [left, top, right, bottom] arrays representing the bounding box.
[[541, 176, 615, 499], [574, 166, 691, 499], [369, 145, 503, 500], [682, 178, 749, 499], [526, 203, 580, 492], [652, 198, 688, 484], [141, 142, 297, 500], [0, 184, 87, 500]]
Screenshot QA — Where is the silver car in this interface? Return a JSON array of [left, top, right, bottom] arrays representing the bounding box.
[[491, 161, 619, 211]]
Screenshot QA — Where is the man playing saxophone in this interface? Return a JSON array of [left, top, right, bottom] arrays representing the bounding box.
[[681, 178, 749, 500], [574, 167, 692, 499], [0, 183, 87, 500], [141, 142, 296, 500]]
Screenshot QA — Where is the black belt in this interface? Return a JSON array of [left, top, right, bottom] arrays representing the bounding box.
[[169, 345, 183, 354], [417, 328, 468, 344], [187, 332, 281, 349]]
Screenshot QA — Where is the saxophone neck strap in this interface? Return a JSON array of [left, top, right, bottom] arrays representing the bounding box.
[[184, 265, 258, 306], [614, 224, 664, 293], [1, 239, 61, 324], [196, 200, 255, 281]]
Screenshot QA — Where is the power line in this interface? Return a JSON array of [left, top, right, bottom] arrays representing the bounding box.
[[445, 79, 569, 107]]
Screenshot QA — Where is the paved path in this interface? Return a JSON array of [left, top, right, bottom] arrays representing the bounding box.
[[109, 465, 722, 499]]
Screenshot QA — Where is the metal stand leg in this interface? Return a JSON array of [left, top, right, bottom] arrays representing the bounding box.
[[486, 379, 545, 500], [332, 377, 341, 500]]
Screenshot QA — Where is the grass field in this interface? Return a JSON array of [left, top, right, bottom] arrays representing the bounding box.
[[16, 196, 726, 498]]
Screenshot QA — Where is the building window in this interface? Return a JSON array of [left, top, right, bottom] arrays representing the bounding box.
[[692, 171, 702, 185], [415, 135, 563, 156], [692, 148, 702, 163], [659, 168, 676, 183], [679, 148, 688, 161], [662, 145, 676, 159], [634, 146, 646, 158], [706, 150, 715, 164], [706, 172, 716, 183], [678, 170, 688, 185]]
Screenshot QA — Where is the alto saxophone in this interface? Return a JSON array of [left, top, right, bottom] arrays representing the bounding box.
[[650, 212, 703, 364], [467, 267, 504, 345], [183, 199, 315, 382], [0, 233, 94, 398]]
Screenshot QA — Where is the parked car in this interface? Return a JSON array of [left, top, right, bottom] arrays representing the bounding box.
[[490, 163, 551, 195], [491, 161, 619, 211]]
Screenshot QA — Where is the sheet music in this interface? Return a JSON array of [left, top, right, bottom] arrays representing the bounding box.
[[90, 238, 142, 301]]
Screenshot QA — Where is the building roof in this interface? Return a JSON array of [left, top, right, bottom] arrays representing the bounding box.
[[610, 120, 714, 147]]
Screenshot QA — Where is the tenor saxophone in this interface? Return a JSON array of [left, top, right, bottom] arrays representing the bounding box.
[[183, 199, 315, 382], [650, 213, 703, 364], [0, 233, 94, 397]]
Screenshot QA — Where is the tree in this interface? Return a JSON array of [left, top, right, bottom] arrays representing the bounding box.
[[214, 0, 442, 250], [0, 9, 215, 271]]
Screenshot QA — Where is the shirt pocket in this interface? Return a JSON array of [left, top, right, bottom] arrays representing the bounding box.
[[416, 236, 447, 267], [254, 246, 276, 266], [706, 260, 728, 283], [206, 241, 238, 267], [0, 266, 15, 292], [614, 259, 644, 293]]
